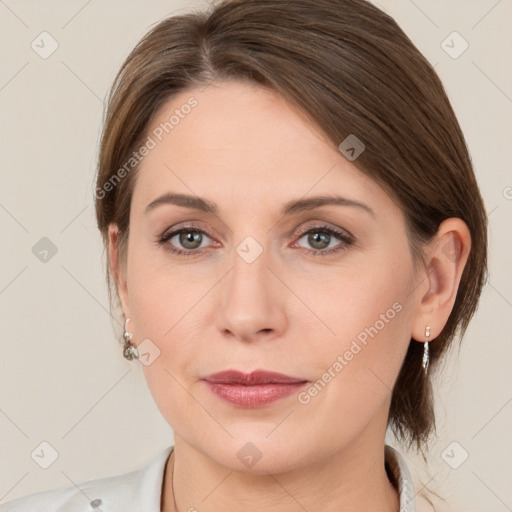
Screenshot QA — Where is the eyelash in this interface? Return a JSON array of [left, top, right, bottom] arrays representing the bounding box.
[[157, 223, 354, 257]]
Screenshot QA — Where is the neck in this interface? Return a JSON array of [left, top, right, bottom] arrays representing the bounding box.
[[162, 437, 400, 512]]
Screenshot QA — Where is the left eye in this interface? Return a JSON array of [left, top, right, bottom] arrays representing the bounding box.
[[296, 228, 344, 250]]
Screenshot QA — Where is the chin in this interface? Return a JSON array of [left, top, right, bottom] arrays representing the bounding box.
[[199, 434, 313, 475]]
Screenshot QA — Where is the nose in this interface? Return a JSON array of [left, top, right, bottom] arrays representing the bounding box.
[[215, 244, 288, 344]]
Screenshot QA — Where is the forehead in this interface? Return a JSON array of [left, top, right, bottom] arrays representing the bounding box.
[[131, 80, 391, 217]]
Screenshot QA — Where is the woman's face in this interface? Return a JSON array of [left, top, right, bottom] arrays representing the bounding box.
[[113, 80, 425, 473]]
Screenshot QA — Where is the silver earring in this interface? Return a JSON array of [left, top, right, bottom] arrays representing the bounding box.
[[422, 325, 430, 375], [123, 318, 139, 360]]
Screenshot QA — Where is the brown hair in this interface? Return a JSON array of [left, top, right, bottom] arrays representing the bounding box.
[[95, 0, 487, 464]]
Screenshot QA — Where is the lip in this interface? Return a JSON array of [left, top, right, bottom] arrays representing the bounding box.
[[203, 370, 307, 385], [202, 370, 309, 408]]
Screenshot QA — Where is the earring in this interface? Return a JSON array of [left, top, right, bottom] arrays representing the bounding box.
[[123, 318, 139, 360], [422, 325, 430, 375]]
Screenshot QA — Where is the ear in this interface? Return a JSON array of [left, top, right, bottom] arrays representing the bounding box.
[[108, 223, 130, 319], [411, 218, 471, 342]]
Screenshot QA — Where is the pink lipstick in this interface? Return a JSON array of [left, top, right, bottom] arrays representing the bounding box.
[[202, 370, 308, 408]]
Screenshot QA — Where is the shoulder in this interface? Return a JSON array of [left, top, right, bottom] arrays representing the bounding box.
[[0, 446, 173, 512], [0, 484, 82, 512], [385, 444, 447, 512]]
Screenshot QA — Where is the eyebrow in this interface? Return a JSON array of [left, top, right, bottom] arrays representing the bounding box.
[[145, 192, 375, 218]]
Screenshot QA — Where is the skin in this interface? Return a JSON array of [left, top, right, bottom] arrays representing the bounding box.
[[108, 80, 471, 512]]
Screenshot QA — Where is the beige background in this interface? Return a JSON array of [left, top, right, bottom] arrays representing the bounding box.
[[0, 0, 511, 510]]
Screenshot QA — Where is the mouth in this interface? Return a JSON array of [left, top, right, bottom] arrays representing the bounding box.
[[202, 370, 309, 408]]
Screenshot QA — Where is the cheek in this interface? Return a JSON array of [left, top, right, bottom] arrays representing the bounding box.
[[127, 242, 194, 337], [126, 245, 207, 407], [301, 256, 414, 414]]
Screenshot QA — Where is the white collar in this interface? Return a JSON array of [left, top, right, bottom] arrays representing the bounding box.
[[385, 444, 417, 512]]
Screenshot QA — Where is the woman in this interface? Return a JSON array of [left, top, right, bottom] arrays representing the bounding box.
[[1, 0, 487, 510]]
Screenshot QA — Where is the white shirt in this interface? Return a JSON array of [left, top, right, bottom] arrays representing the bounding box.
[[0, 444, 416, 511]]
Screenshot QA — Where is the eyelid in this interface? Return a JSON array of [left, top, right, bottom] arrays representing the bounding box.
[[293, 222, 354, 241], [161, 221, 214, 239]]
